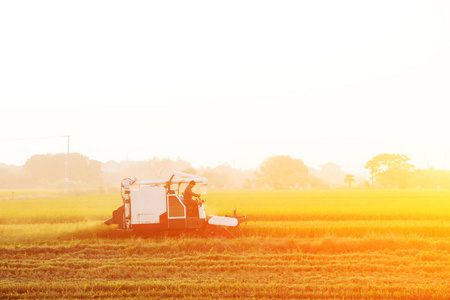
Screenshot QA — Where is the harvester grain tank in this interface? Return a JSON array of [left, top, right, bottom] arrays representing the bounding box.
[[104, 171, 246, 238]]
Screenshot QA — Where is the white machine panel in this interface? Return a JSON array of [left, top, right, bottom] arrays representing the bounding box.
[[208, 216, 238, 227], [199, 205, 206, 220], [130, 186, 166, 224]]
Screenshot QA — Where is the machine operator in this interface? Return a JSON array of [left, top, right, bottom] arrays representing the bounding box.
[[184, 180, 201, 216]]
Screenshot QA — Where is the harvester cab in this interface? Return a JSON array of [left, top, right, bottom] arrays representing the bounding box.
[[104, 171, 246, 238]]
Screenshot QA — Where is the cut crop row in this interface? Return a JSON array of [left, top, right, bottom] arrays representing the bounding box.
[[2, 280, 449, 299]]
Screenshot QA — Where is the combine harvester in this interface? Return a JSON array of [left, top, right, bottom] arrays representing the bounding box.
[[105, 172, 246, 238]]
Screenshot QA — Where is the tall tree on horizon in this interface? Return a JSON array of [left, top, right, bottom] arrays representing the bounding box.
[[344, 174, 355, 188], [364, 154, 415, 188]]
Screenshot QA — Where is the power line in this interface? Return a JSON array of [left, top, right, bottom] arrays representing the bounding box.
[[0, 135, 67, 142]]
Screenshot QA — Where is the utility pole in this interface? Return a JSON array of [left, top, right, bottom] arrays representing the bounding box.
[[64, 135, 70, 192]]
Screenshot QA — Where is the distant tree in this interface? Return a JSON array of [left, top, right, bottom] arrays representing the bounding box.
[[197, 163, 255, 189], [0, 164, 23, 188], [148, 157, 173, 179], [319, 162, 345, 186], [410, 168, 450, 189], [364, 160, 377, 188], [243, 178, 253, 189], [364, 154, 415, 188], [144, 157, 193, 179], [182, 168, 197, 175], [100, 157, 193, 187], [256, 155, 308, 189], [198, 163, 232, 189], [344, 174, 355, 188], [307, 175, 326, 189], [24, 153, 102, 188]]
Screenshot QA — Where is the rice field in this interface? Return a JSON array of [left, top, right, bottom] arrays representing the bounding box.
[[1, 189, 449, 299], [0, 189, 66, 199]]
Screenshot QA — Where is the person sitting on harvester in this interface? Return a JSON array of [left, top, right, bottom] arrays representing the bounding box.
[[184, 180, 201, 217]]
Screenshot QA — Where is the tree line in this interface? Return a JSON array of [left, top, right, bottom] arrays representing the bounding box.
[[256, 154, 450, 189], [0, 153, 449, 189], [363, 153, 449, 189]]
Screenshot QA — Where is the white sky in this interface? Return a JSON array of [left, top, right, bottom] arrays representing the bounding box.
[[1, 0, 450, 176]]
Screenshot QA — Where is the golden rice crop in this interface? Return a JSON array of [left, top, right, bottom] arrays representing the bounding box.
[[1, 189, 449, 299], [206, 189, 450, 220]]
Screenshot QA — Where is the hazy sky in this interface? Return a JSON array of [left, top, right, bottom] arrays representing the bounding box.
[[1, 0, 450, 175]]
